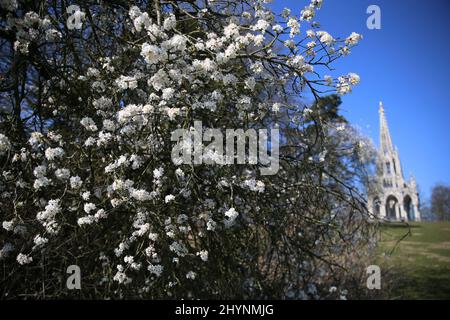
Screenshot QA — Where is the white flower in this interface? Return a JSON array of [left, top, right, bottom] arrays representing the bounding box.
[[117, 104, 143, 124], [130, 188, 153, 201], [272, 24, 283, 33], [148, 264, 163, 277], [253, 19, 270, 33], [348, 72, 360, 85], [186, 271, 197, 280], [165, 108, 180, 121], [102, 119, 116, 131], [28, 132, 44, 146], [192, 58, 217, 73], [77, 215, 95, 226], [206, 219, 216, 231], [346, 32, 363, 46], [164, 34, 187, 51], [163, 14, 177, 30], [84, 202, 96, 214], [175, 168, 184, 178], [33, 176, 51, 190], [113, 271, 129, 284], [224, 23, 240, 38], [316, 31, 335, 46], [33, 234, 48, 247], [253, 34, 265, 46], [148, 232, 158, 241], [272, 103, 281, 113], [17, 253, 33, 265], [336, 77, 352, 95], [81, 191, 90, 200], [55, 168, 70, 180], [94, 209, 107, 221], [243, 179, 266, 193], [115, 75, 138, 90], [162, 88, 175, 100], [45, 147, 65, 161], [93, 97, 112, 110], [0, 134, 11, 153], [80, 117, 98, 132], [306, 29, 315, 38], [197, 250, 208, 262], [133, 12, 151, 32], [301, 6, 315, 21], [287, 18, 300, 38], [130, 155, 142, 170], [224, 208, 239, 223], [141, 43, 167, 65], [37, 199, 61, 222], [70, 176, 83, 189], [2, 219, 15, 231], [165, 194, 175, 203], [128, 5, 141, 19], [153, 167, 164, 179], [84, 137, 96, 147], [169, 241, 188, 257], [124, 255, 134, 264], [33, 165, 47, 178]]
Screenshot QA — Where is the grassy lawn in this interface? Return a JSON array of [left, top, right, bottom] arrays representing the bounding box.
[[377, 221, 450, 299]]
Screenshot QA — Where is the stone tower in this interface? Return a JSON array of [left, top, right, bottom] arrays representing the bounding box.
[[367, 102, 421, 221]]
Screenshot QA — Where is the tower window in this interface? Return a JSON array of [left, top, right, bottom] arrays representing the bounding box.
[[386, 162, 391, 174]]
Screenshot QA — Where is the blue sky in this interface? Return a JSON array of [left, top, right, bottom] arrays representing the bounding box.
[[273, 0, 450, 200]]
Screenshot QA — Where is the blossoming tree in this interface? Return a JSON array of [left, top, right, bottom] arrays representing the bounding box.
[[0, 0, 376, 299]]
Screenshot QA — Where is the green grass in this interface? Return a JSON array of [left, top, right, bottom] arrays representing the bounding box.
[[377, 221, 450, 299]]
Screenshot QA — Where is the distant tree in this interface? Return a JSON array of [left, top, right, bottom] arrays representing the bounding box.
[[419, 198, 434, 221], [416, 187, 435, 221], [431, 184, 450, 221]]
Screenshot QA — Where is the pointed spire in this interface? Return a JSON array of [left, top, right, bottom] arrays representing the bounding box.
[[379, 101, 394, 153], [379, 101, 384, 114], [409, 172, 417, 187]]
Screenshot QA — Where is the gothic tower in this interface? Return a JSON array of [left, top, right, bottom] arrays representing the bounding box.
[[368, 102, 421, 221]]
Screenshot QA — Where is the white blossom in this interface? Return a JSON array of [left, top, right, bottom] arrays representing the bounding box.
[[33, 234, 48, 247], [197, 250, 209, 262], [70, 176, 83, 189], [148, 264, 163, 277], [0, 134, 11, 153], [346, 32, 363, 46], [224, 208, 239, 225], [45, 147, 64, 161], [55, 168, 70, 180], [165, 194, 175, 203], [17, 253, 32, 265], [80, 117, 98, 132]]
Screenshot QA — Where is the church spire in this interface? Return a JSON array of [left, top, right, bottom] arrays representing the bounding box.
[[379, 101, 394, 153], [368, 101, 421, 222]]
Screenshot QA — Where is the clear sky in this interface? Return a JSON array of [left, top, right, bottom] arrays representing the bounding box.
[[273, 0, 450, 200]]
